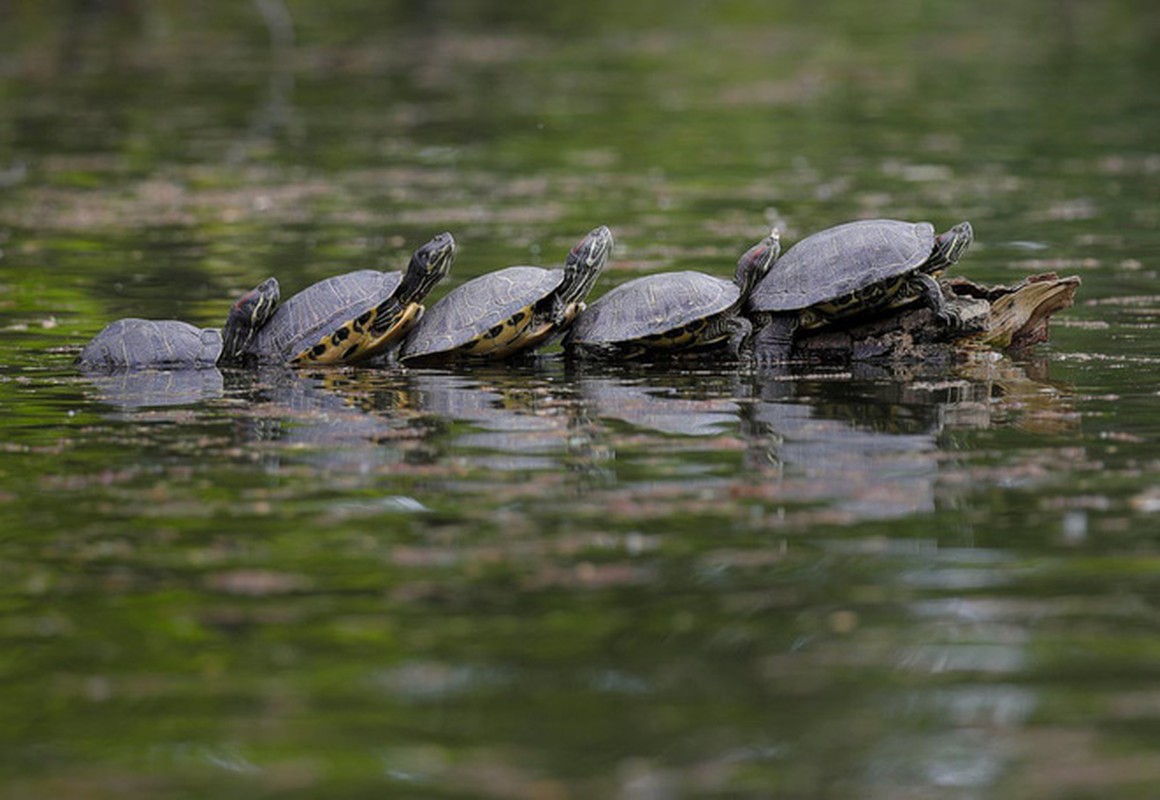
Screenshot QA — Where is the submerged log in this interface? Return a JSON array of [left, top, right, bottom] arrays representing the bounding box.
[[791, 272, 1081, 363]]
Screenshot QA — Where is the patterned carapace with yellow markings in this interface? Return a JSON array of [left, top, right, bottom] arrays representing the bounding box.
[[399, 226, 612, 363], [245, 232, 455, 365]]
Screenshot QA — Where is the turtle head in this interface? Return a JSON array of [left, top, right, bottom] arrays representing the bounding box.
[[220, 276, 280, 364], [560, 224, 613, 305], [734, 228, 781, 297], [396, 231, 456, 303], [930, 221, 973, 270]]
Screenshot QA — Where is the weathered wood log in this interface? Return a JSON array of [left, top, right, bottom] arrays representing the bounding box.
[[791, 272, 1081, 363], [949, 272, 1082, 350]]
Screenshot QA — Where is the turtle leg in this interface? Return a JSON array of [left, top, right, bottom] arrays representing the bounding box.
[[530, 300, 584, 350], [547, 294, 571, 327], [561, 300, 586, 331], [751, 314, 797, 365], [911, 272, 962, 330], [722, 315, 753, 360]]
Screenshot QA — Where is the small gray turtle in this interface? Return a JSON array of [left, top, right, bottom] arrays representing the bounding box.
[[245, 231, 456, 365], [399, 225, 612, 363], [746, 219, 974, 362], [78, 277, 280, 371], [564, 230, 780, 359]]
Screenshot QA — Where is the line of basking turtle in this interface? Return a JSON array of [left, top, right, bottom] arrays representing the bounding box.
[[78, 218, 976, 372]]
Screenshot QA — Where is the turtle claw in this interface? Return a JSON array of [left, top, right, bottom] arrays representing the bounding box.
[[936, 308, 963, 330]]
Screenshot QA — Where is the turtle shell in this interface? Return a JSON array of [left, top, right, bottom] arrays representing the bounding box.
[[747, 219, 936, 313], [568, 271, 738, 345], [247, 270, 401, 363], [399, 266, 564, 360], [78, 318, 222, 371]]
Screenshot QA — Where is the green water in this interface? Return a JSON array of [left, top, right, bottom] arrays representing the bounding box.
[[2, 2, 1160, 797]]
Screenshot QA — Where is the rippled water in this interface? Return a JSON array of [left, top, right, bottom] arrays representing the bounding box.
[[2, 2, 1160, 797]]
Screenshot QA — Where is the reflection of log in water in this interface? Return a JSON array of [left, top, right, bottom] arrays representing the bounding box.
[[745, 354, 1079, 519], [77, 347, 1079, 526]]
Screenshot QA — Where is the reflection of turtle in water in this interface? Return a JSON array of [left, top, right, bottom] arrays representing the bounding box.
[[579, 374, 743, 437], [745, 384, 942, 520], [246, 231, 456, 365], [400, 226, 612, 363], [565, 230, 780, 359], [410, 369, 586, 472], [78, 277, 280, 371], [746, 219, 974, 363]]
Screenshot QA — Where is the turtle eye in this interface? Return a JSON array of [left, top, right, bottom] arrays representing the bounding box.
[[233, 289, 256, 311]]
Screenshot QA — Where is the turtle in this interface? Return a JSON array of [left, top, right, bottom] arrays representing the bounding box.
[[746, 219, 974, 363], [77, 276, 280, 371], [564, 229, 780, 359], [399, 225, 613, 363], [245, 231, 456, 365]]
